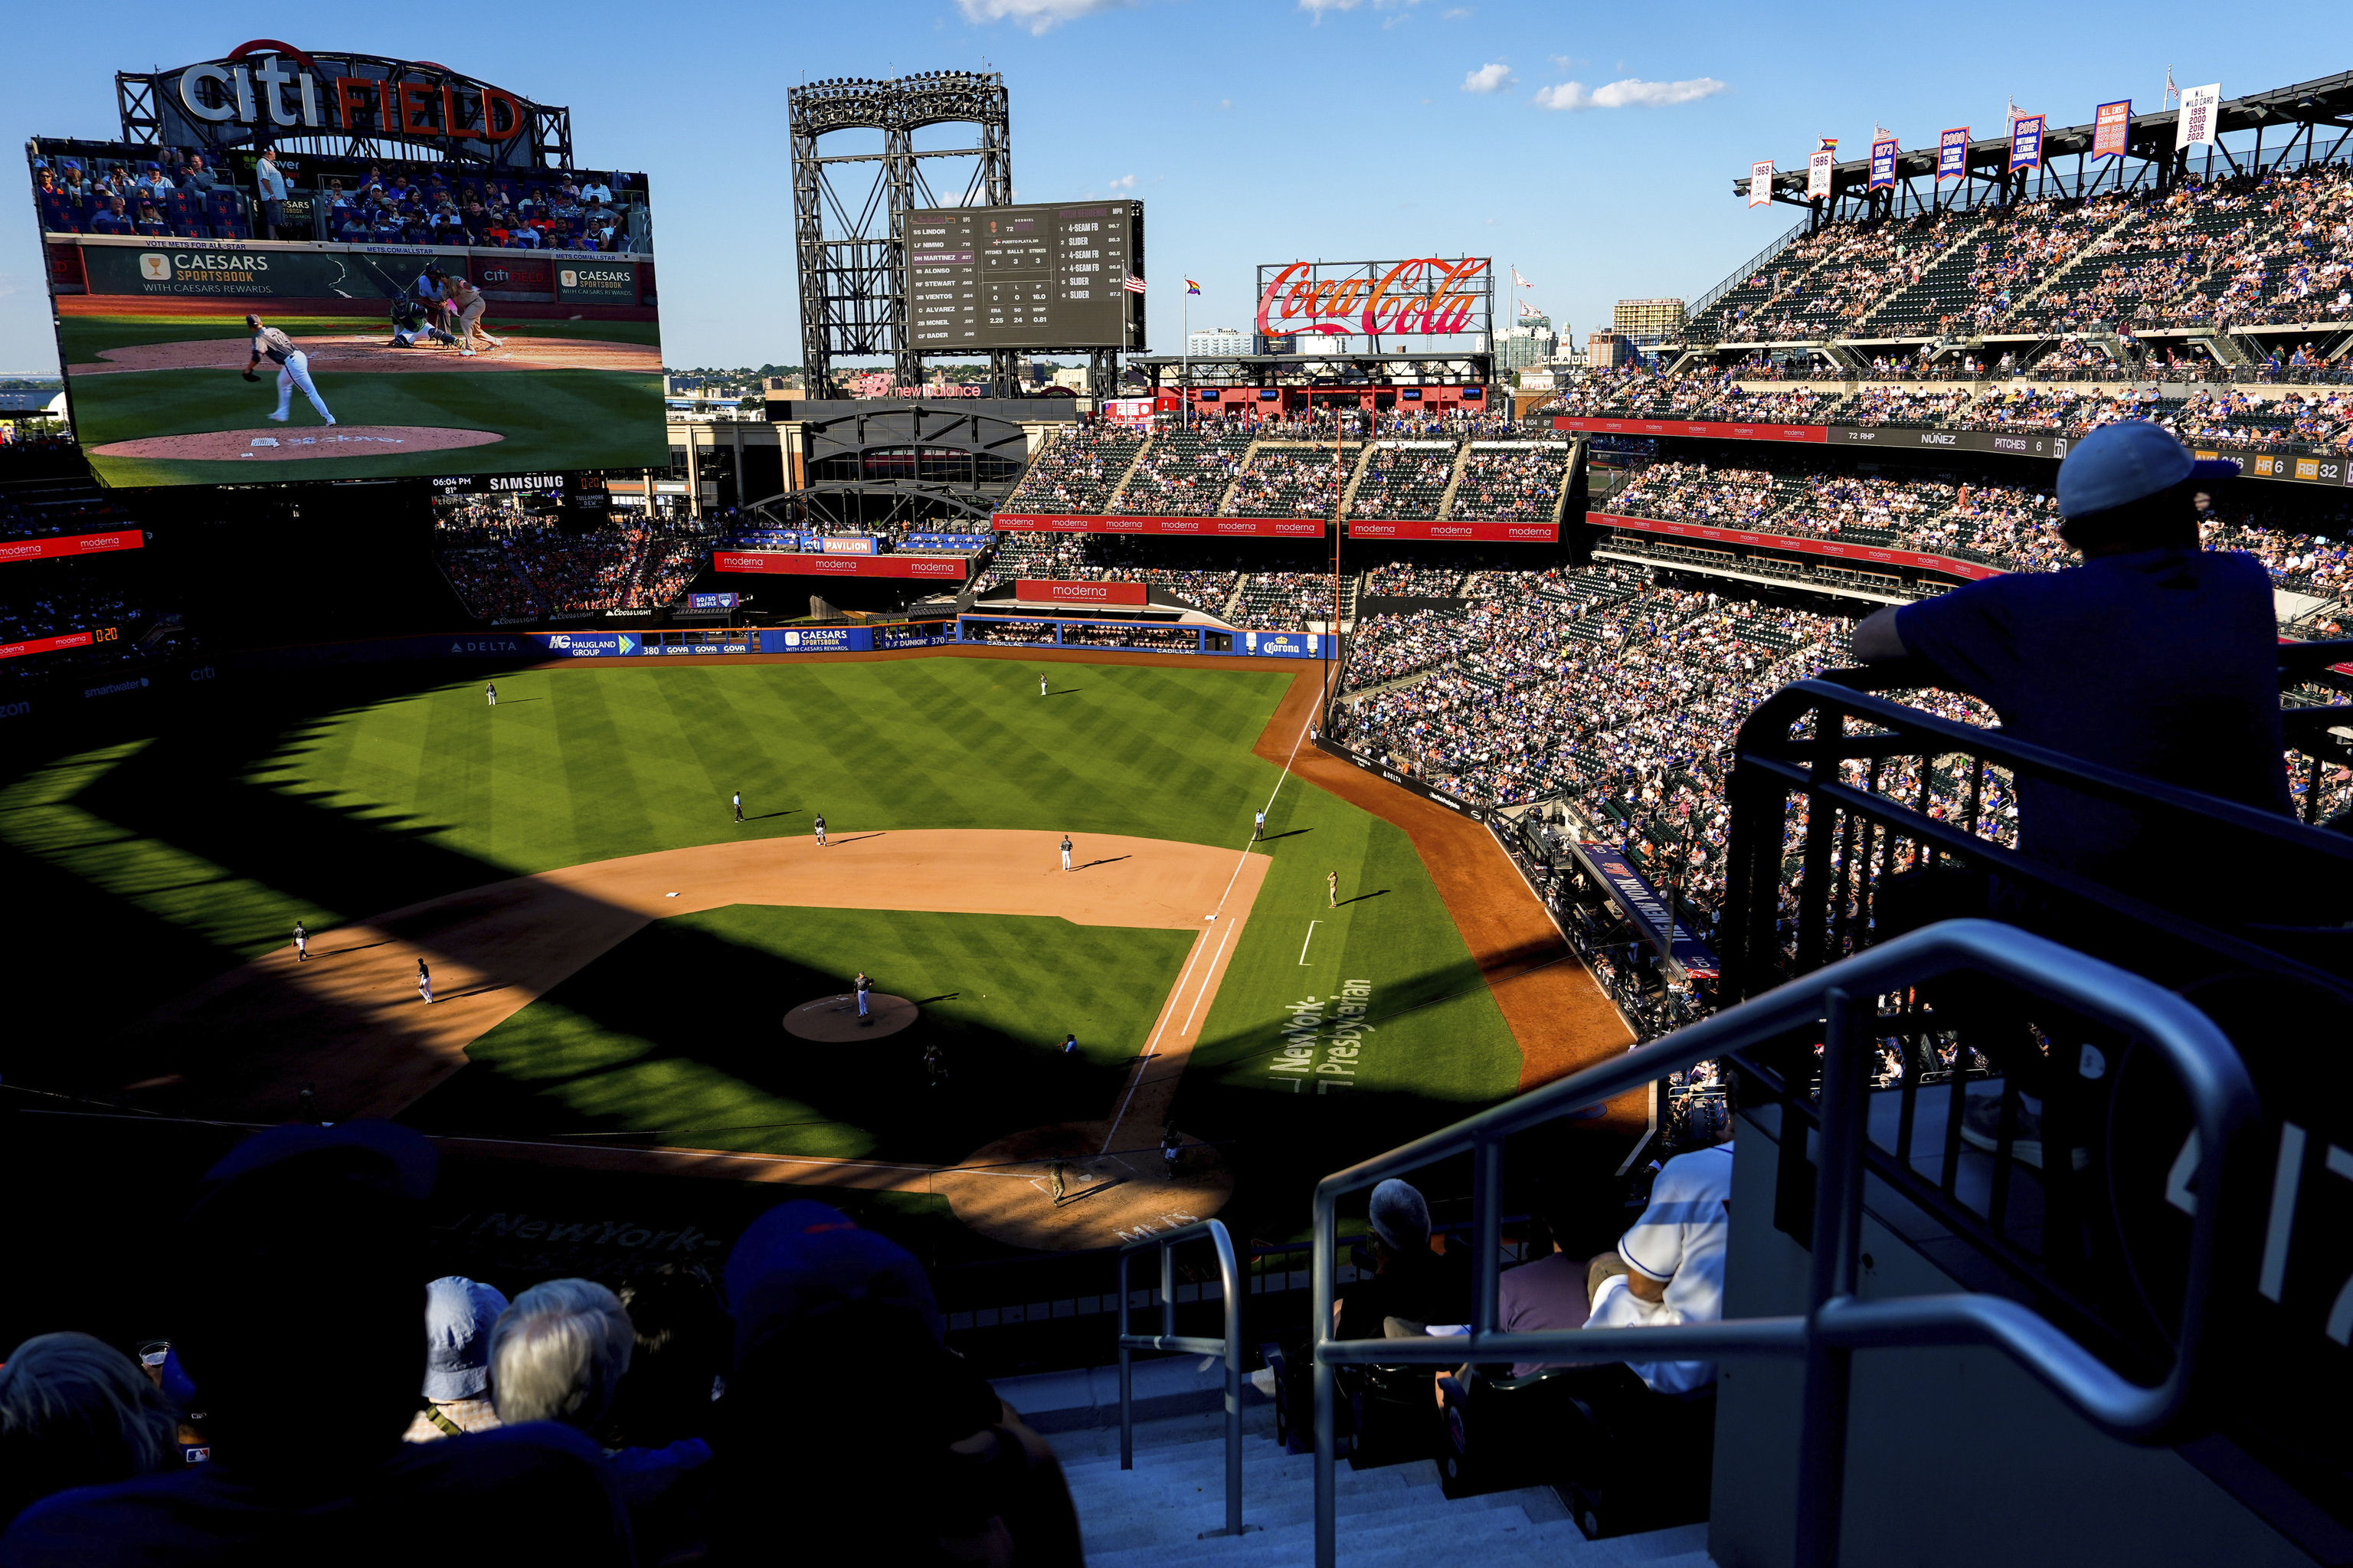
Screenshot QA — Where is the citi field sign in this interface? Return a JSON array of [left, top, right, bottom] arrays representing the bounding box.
[[1253, 257, 1491, 341], [141, 41, 546, 154]]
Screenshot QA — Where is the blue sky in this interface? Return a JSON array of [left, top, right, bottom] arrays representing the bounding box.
[[5, 5, 2347, 375]]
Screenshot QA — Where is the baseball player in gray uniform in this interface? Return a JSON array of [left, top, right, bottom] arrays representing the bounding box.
[[245, 315, 335, 425]]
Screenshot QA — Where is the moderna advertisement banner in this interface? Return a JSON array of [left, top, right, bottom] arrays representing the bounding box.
[[1748, 160, 1774, 207], [1869, 137, 1898, 191], [0, 529, 145, 565], [1937, 126, 1970, 181], [2009, 114, 2046, 172], [1347, 519, 1559, 542], [1015, 579, 1150, 605], [712, 552, 968, 579], [0, 630, 97, 660], [992, 513, 1326, 538], [1554, 416, 1828, 445], [2093, 100, 2132, 159]]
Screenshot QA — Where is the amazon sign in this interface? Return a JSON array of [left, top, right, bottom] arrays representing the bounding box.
[[1254, 257, 1491, 345]]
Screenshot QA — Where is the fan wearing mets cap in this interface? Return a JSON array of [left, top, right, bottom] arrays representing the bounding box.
[[242, 313, 335, 426], [1852, 420, 2288, 907]]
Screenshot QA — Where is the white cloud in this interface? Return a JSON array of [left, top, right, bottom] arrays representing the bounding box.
[[1461, 62, 1515, 94], [1108, 174, 1137, 190], [1533, 75, 1726, 111], [1441, 5, 1470, 15], [955, 0, 1130, 34], [1299, 0, 1419, 19]]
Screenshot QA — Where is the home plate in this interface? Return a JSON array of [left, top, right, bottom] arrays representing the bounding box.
[[90, 426, 506, 462]]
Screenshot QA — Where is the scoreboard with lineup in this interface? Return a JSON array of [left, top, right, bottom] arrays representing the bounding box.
[[906, 201, 1145, 352]]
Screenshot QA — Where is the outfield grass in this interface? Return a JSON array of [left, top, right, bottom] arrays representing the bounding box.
[[407, 907, 1196, 1163], [0, 656, 1524, 1237]]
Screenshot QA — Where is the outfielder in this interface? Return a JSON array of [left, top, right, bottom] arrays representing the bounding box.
[[732, 790, 742, 824], [244, 315, 335, 425], [813, 813, 827, 848], [1060, 834, 1073, 872], [1039, 674, 1049, 698], [1328, 870, 1339, 908], [293, 919, 309, 961], [417, 958, 434, 1005], [485, 681, 497, 706]]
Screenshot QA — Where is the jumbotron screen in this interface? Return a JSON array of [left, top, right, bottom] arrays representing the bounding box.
[[906, 201, 1144, 352], [30, 50, 665, 487]]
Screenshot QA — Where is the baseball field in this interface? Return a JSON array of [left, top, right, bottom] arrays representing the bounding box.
[[55, 312, 663, 486], [0, 649, 1630, 1250]]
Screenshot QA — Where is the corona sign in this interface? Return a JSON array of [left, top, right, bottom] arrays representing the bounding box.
[[121, 41, 566, 169], [1252, 257, 1492, 346]]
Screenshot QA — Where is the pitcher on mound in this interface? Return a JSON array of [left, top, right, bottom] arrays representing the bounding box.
[[244, 315, 335, 425]]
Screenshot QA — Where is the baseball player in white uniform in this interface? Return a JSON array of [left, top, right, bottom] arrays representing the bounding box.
[[244, 315, 335, 425], [1060, 834, 1073, 871]]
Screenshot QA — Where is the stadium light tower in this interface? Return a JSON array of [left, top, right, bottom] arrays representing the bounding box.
[[788, 73, 1013, 399]]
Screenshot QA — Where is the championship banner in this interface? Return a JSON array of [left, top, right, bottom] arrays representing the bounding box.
[[2009, 115, 2046, 172], [1014, 579, 1149, 606], [0, 529, 145, 565], [2177, 83, 2222, 150], [1571, 843, 1721, 979], [2093, 100, 2132, 159], [712, 552, 968, 579], [1869, 136, 1898, 191], [1937, 126, 1970, 182], [1806, 148, 1835, 201], [0, 630, 97, 661], [1346, 520, 1559, 542], [991, 513, 1327, 538], [1748, 160, 1774, 207]]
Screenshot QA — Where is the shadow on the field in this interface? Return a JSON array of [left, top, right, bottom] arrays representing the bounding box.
[[1044, 687, 1084, 696], [1336, 889, 1391, 906], [1075, 856, 1131, 870], [827, 833, 888, 846], [1255, 829, 1312, 843], [748, 810, 799, 821]]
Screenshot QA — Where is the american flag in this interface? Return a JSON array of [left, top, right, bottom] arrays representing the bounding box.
[[1122, 274, 1147, 294]]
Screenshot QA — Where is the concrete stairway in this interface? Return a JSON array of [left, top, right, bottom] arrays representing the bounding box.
[[1053, 1403, 1711, 1568]]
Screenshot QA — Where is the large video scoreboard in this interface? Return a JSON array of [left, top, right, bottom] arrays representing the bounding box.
[[906, 201, 1144, 352]]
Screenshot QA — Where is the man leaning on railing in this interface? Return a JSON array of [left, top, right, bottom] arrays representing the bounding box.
[[1849, 420, 2291, 916]]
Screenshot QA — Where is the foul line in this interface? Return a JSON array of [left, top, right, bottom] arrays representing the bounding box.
[[1299, 919, 1320, 966], [1102, 692, 1321, 1154]]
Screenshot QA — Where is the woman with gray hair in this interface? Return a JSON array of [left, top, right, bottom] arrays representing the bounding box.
[[489, 1279, 712, 1560], [0, 1333, 178, 1530]]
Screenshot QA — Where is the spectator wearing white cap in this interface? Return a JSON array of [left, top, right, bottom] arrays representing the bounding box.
[[404, 1277, 509, 1442], [1334, 1178, 1470, 1343]]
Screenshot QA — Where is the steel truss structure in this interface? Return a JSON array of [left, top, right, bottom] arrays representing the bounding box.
[[114, 47, 571, 171], [790, 73, 1015, 400], [741, 480, 998, 532], [1737, 69, 2353, 226]]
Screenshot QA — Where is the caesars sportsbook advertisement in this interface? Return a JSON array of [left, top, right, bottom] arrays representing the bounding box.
[[31, 45, 665, 487]]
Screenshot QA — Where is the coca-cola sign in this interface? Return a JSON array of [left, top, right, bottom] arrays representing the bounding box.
[[1254, 257, 1491, 343]]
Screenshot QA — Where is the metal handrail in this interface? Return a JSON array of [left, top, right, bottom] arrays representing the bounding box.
[[1308, 919, 2261, 1568], [1117, 1219, 1247, 1540]]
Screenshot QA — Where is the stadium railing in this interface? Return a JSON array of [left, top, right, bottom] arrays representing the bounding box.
[[1305, 918, 2261, 1568], [1116, 1219, 1248, 1538]]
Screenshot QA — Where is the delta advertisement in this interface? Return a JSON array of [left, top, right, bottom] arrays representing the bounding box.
[[1590, 512, 2003, 583], [993, 513, 1327, 538], [712, 552, 970, 580]]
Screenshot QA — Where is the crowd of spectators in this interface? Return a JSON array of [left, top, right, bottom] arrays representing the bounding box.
[[1230, 571, 1342, 630], [432, 506, 712, 622], [0, 1124, 1081, 1563], [1450, 445, 1572, 522], [1227, 447, 1355, 518], [1109, 432, 1248, 515], [1000, 424, 1147, 514]]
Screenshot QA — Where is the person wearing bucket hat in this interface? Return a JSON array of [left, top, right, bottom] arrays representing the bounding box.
[[1851, 421, 2289, 902], [404, 1278, 509, 1442]]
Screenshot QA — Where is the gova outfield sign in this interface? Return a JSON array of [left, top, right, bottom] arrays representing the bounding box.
[[1254, 257, 1491, 343]]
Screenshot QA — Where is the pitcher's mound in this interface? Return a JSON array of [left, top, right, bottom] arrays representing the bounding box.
[[940, 1120, 1232, 1251], [90, 426, 506, 462], [784, 993, 916, 1041]]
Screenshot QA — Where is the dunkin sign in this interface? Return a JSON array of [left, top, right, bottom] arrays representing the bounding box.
[[1254, 257, 1491, 341]]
